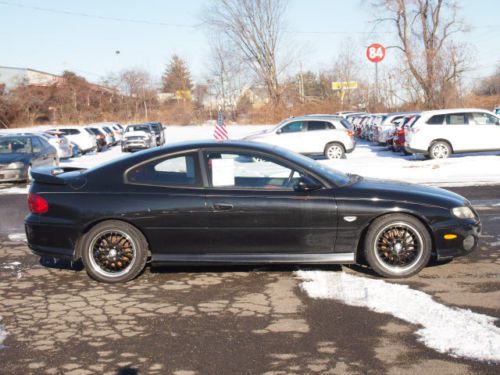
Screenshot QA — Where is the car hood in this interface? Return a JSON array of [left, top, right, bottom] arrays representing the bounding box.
[[0, 154, 30, 165], [243, 128, 275, 140], [124, 131, 149, 138], [350, 177, 468, 209]]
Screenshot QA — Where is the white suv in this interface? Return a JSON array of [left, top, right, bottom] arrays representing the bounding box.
[[49, 126, 97, 154], [243, 115, 356, 159], [405, 108, 500, 159]]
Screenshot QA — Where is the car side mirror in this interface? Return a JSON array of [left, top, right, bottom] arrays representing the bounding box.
[[276, 128, 282, 134], [294, 176, 322, 192]]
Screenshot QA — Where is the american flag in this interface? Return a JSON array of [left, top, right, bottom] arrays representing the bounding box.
[[213, 108, 229, 140]]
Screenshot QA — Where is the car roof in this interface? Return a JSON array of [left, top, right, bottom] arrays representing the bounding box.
[[284, 114, 344, 122], [420, 108, 494, 116]]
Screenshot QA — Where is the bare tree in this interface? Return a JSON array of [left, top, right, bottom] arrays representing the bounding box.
[[204, 0, 287, 107], [117, 69, 156, 120], [374, 0, 469, 108]]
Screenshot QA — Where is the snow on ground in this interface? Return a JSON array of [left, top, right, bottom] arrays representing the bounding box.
[[7, 233, 27, 242], [296, 270, 500, 363], [2, 124, 500, 192], [0, 318, 6, 349]]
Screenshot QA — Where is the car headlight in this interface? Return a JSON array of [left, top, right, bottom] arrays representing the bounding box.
[[7, 161, 25, 169], [451, 206, 475, 219]]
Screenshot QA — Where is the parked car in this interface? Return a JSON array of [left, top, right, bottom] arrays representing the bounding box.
[[405, 108, 500, 159], [376, 112, 418, 145], [147, 122, 166, 146], [121, 124, 156, 152], [70, 142, 82, 158], [0, 134, 58, 182], [86, 127, 108, 152], [392, 114, 420, 154], [25, 140, 480, 283], [244, 115, 356, 159], [40, 131, 72, 159], [48, 126, 96, 154]]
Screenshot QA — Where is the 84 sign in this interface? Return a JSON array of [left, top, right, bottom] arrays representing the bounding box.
[[366, 43, 386, 63]]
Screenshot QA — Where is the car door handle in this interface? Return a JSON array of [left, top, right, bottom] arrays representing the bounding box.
[[213, 203, 233, 211]]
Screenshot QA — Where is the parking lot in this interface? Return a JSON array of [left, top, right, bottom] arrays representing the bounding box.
[[0, 181, 499, 374]]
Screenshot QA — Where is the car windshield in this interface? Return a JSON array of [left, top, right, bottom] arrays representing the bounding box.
[[127, 125, 150, 133], [0, 137, 32, 154]]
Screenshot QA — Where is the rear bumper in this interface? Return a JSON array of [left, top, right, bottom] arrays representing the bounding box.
[[25, 216, 80, 260], [0, 168, 27, 182], [346, 140, 356, 153]]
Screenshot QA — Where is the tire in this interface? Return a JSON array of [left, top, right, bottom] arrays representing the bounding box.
[[324, 142, 345, 159], [429, 141, 451, 159], [364, 214, 432, 278], [80, 220, 148, 283]]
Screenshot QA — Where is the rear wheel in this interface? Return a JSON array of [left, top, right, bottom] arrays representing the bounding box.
[[81, 221, 148, 283], [324, 142, 345, 159], [429, 141, 451, 159], [364, 214, 432, 278]]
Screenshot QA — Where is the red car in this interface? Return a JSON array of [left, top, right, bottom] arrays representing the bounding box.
[[392, 114, 420, 154]]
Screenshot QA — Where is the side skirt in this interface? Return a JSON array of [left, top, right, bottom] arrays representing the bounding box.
[[152, 252, 356, 265]]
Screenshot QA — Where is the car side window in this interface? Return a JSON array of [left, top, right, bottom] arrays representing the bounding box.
[[31, 137, 42, 153], [427, 115, 445, 125], [470, 112, 499, 125], [280, 121, 305, 133], [307, 121, 328, 131], [126, 153, 200, 187], [446, 113, 468, 125], [205, 152, 305, 190]]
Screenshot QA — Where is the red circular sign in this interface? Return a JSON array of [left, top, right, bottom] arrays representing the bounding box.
[[366, 43, 386, 63]]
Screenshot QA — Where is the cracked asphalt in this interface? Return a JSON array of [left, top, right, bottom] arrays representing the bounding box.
[[0, 186, 499, 375]]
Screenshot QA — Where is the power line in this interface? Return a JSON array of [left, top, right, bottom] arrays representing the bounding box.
[[0, 0, 198, 28]]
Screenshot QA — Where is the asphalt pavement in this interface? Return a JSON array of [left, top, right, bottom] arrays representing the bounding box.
[[0, 185, 499, 374]]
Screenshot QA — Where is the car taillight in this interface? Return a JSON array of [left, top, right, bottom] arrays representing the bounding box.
[[28, 193, 48, 214], [347, 130, 354, 137]]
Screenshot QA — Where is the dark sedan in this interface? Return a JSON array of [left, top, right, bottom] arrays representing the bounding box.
[[25, 141, 481, 283], [0, 134, 58, 182]]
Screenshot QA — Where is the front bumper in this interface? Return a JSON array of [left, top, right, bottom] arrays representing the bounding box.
[[122, 140, 149, 150], [432, 218, 481, 260]]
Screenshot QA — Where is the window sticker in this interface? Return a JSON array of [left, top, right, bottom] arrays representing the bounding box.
[[212, 158, 235, 187]]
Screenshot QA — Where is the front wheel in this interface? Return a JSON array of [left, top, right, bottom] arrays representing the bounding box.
[[324, 143, 345, 159], [81, 221, 148, 283], [364, 214, 432, 278]]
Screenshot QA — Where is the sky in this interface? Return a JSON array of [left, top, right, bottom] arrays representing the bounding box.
[[0, 0, 498, 87]]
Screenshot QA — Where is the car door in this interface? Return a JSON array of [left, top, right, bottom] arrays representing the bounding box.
[[301, 121, 330, 153], [30, 137, 48, 167], [263, 121, 306, 151], [469, 112, 500, 150], [444, 112, 470, 151], [202, 149, 338, 254], [124, 151, 210, 255]]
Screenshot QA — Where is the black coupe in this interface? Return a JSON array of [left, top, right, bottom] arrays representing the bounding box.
[[25, 141, 481, 283]]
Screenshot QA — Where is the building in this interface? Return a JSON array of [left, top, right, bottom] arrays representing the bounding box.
[[0, 66, 63, 91]]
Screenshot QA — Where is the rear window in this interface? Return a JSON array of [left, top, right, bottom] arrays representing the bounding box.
[[426, 115, 445, 125], [340, 119, 352, 130], [126, 153, 200, 187]]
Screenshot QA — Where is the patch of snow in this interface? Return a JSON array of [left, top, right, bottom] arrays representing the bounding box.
[[7, 233, 26, 242], [296, 271, 500, 363], [0, 318, 6, 349], [1, 261, 23, 279]]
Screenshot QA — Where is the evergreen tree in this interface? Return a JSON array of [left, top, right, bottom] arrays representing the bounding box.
[[162, 55, 193, 93]]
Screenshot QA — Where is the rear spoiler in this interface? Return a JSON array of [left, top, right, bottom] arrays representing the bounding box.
[[30, 166, 86, 185]]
